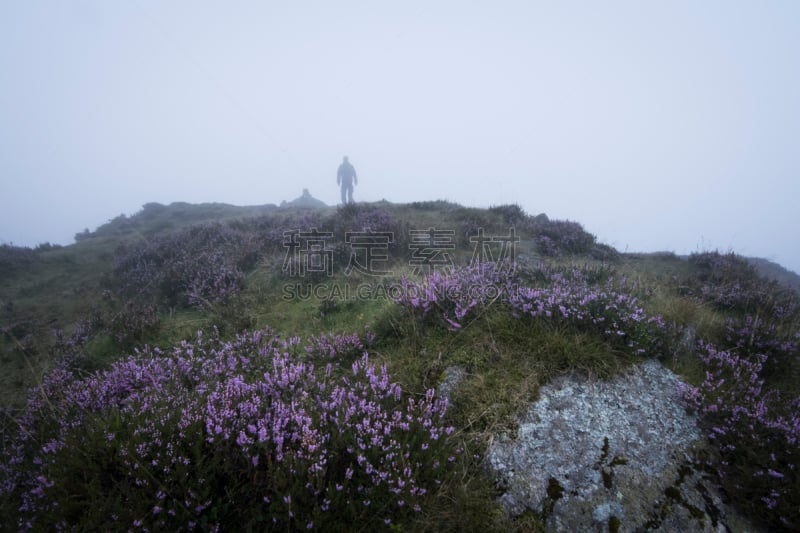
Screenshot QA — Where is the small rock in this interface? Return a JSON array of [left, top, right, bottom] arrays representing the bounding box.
[[437, 365, 466, 400]]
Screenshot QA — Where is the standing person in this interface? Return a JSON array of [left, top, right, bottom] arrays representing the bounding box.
[[337, 156, 358, 204]]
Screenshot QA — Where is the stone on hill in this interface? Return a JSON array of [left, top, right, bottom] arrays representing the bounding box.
[[281, 188, 328, 209], [486, 359, 761, 532]]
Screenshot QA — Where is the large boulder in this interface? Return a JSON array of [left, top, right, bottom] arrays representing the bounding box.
[[486, 360, 761, 532]]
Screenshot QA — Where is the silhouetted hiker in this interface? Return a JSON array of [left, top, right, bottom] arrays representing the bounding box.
[[337, 156, 358, 204]]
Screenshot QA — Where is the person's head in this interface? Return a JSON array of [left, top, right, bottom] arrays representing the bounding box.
[[343, 156, 349, 163]]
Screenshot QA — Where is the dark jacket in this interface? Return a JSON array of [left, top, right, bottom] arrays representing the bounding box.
[[337, 162, 357, 185]]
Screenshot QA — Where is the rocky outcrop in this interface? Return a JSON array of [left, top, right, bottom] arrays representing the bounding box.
[[486, 360, 761, 532], [281, 188, 328, 209]]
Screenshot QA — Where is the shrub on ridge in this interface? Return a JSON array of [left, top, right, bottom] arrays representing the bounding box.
[[393, 261, 667, 356], [0, 328, 456, 531]]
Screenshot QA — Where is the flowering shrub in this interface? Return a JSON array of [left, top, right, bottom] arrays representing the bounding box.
[[108, 302, 160, 345], [0, 328, 455, 530], [531, 219, 596, 257], [331, 205, 395, 234], [688, 252, 800, 320], [507, 270, 667, 355], [305, 329, 375, 359], [258, 212, 325, 251], [111, 223, 254, 309], [588, 242, 621, 261], [488, 204, 526, 225], [50, 321, 92, 369], [331, 205, 406, 259], [680, 317, 800, 530], [354, 209, 395, 234], [721, 315, 800, 381], [395, 261, 517, 332], [185, 252, 244, 311], [458, 216, 493, 247], [393, 262, 667, 356]]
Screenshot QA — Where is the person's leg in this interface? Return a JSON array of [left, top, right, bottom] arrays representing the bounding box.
[[341, 185, 347, 205], [347, 184, 354, 204]]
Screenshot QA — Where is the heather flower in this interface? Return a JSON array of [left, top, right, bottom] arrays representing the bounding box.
[[394, 261, 667, 355], [110, 222, 254, 310], [687, 251, 800, 320], [1, 327, 456, 530], [680, 336, 800, 528]]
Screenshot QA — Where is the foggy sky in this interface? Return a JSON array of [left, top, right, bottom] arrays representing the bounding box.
[[2, 1, 799, 273]]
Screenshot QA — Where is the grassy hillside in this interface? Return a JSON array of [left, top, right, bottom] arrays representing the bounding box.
[[1, 201, 798, 531]]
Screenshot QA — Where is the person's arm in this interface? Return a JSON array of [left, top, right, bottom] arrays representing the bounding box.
[[353, 167, 358, 186], [337, 165, 341, 185]]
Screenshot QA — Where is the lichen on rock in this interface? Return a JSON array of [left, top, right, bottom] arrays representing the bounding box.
[[486, 359, 761, 532]]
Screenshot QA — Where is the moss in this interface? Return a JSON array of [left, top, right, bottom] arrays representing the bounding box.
[[542, 477, 565, 518], [602, 469, 614, 489], [687, 502, 705, 521], [547, 477, 564, 501], [694, 481, 721, 528], [609, 456, 628, 467], [597, 436, 627, 489], [654, 473, 706, 529], [600, 436, 610, 463], [608, 515, 621, 533], [676, 463, 693, 483]]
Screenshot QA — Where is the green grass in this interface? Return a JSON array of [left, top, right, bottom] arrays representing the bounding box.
[[0, 238, 119, 405]]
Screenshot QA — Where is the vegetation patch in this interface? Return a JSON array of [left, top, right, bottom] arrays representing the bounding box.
[[1, 202, 798, 531], [0, 328, 457, 531]]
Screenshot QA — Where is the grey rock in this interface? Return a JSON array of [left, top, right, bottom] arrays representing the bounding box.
[[486, 359, 762, 532], [437, 365, 467, 401], [593, 501, 624, 523]]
